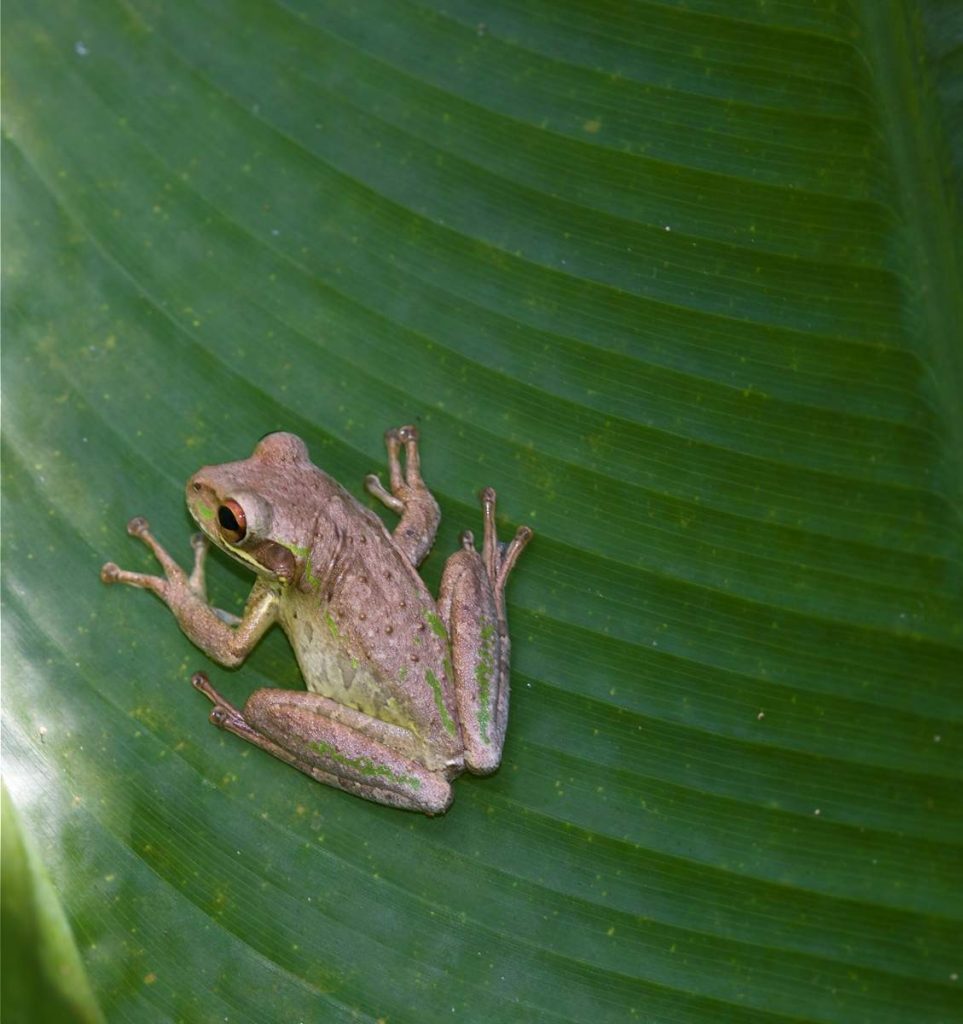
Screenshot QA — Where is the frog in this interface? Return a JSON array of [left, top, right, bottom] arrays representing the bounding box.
[[100, 426, 532, 815]]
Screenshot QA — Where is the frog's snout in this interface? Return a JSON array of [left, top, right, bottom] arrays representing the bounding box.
[[186, 474, 218, 530], [186, 473, 208, 502]]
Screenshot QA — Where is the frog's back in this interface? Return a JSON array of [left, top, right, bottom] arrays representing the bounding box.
[[278, 478, 459, 755]]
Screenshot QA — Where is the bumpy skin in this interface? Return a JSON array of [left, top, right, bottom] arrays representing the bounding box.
[[100, 427, 531, 814]]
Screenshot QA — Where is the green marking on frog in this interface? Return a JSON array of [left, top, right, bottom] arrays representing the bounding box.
[[195, 501, 215, 521], [424, 609, 448, 642], [475, 620, 496, 743], [280, 541, 321, 590], [309, 740, 421, 789], [426, 669, 457, 736], [426, 612, 457, 702], [398, 665, 408, 683], [324, 611, 341, 641]]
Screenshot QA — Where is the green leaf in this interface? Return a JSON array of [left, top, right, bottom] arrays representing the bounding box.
[[3, 1, 962, 1022], [1, 783, 106, 1024]]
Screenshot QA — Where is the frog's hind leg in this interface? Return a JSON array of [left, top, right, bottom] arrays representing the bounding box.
[[191, 673, 453, 815], [438, 488, 532, 775], [365, 425, 440, 567]]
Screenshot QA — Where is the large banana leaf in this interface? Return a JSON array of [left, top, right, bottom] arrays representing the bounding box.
[[4, 1, 962, 1021]]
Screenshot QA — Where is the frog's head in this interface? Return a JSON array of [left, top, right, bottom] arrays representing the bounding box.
[[186, 432, 312, 585]]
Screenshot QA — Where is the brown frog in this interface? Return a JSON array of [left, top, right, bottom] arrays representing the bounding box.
[[100, 426, 531, 814]]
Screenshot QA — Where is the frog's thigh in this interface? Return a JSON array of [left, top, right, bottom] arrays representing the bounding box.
[[242, 689, 452, 815], [438, 550, 507, 775]]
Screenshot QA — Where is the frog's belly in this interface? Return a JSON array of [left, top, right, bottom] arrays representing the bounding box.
[[282, 610, 415, 731]]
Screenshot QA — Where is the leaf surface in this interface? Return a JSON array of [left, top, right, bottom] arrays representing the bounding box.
[[3, 2, 962, 1021]]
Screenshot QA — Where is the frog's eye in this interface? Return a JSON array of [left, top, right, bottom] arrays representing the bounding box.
[[217, 499, 247, 543]]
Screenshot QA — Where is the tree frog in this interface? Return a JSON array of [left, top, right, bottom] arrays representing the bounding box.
[[100, 426, 531, 814]]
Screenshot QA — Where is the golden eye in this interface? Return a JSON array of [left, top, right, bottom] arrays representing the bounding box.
[[217, 499, 247, 543]]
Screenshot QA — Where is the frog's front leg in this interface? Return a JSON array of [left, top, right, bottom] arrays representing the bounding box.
[[364, 425, 440, 567], [100, 517, 276, 666], [438, 488, 532, 774], [192, 674, 453, 814]]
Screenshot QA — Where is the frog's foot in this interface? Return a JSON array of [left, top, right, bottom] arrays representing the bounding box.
[[365, 425, 440, 567], [363, 474, 404, 514], [127, 517, 189, 580], [188, 532, 210, 600], [186, 533, 238, 616], [365, 425, 424, 504], [477, 487, 533, 594], [192, 672, 247, 731], [99, 560, 168, 595], [101, 521, 241, 623], [100, 517, 192, 599]]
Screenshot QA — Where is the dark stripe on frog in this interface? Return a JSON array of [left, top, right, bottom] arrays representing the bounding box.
[[309, 740, 421, 790]]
